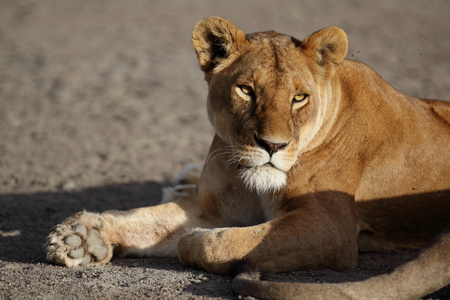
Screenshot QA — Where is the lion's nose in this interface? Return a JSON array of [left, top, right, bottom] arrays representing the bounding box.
[[254, 135, 288, 157]]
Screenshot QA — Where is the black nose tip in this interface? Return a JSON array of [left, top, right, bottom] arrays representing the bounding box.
[[254, 135, 288, 157]]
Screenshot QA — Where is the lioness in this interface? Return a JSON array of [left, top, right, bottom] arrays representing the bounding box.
[[47, 17, 450, 299]]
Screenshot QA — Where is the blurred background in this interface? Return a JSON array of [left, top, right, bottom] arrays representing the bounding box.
[[1, 0, 449, 194]]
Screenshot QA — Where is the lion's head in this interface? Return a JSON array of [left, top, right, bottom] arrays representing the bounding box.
[[192, 17, 348, 193]]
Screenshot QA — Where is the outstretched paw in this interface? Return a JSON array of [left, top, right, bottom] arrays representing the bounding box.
[[46, 211, 113, 267]]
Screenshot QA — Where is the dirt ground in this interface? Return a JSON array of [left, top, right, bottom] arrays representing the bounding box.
[[0, 0, 449, 299]]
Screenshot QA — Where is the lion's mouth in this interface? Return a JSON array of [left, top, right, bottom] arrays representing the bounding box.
[[233, 147, 294, 174], [238, 162, 283, 172]]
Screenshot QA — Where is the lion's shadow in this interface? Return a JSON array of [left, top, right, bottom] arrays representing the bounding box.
[[0, 184, 448, 298], [0, 181, 163, 264]]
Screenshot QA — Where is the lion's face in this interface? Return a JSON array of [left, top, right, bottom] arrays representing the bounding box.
[[206, 33, 315, 193], [193, 18, 348, 193]]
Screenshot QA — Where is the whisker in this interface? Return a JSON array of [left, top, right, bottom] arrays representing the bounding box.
[[206, 146, 235, 165]]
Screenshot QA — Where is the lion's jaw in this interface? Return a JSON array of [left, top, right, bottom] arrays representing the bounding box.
[[240, 165, 287, 194], [233, 145, 295, 193]]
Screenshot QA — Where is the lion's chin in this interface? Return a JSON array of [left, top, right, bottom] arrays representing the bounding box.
[[240, 164, 287, 194]]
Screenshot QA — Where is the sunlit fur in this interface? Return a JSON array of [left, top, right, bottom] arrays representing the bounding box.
[[46, 17, 450, 300]]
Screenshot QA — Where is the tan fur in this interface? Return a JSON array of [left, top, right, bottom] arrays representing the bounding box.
[[232, 228, 450, 300], [46, 17, 450, 298]]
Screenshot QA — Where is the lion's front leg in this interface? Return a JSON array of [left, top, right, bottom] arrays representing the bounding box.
[[178, 208, 359, 274], [46, 197, 216, 267]]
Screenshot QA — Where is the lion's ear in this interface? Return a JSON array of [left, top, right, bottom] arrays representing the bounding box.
[[301, 27, 348, 66], [192, 17, 246, 73]]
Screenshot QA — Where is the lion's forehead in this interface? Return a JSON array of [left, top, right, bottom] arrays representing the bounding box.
[[246, 30, 299, 47], [246, 32, 301, 59], [238, 33, 314, 89]]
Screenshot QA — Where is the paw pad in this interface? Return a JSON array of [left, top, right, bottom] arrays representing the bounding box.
[[85, 229, 108, 261], [68, 248, 84, 259], [46, 217, 111, 267], [73, 224, 87, 236], [64, 234, 82, 247]]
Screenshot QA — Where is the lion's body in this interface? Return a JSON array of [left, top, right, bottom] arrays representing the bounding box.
[[46, 17, 450, 299]]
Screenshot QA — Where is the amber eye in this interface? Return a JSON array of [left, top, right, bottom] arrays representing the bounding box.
[[293, 94, 308, 103], [239, 85, 254, 96]]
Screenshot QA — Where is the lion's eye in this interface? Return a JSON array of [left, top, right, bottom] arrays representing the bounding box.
[[236, 85, 254, 101], [293, 94, 308, 103], [239, 85, 254, 96]]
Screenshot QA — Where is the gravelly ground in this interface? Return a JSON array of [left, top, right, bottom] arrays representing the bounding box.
[[0, 1, 449, 299]]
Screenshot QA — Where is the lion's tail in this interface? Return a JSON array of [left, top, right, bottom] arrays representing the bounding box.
[[232, 228, 449, 300]]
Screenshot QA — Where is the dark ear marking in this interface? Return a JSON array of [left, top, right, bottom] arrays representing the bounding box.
[[290, 36, 302, 48], [192, 17, 246, 74], [317, 43, 337, 66], [205, 33, 228, 60]]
